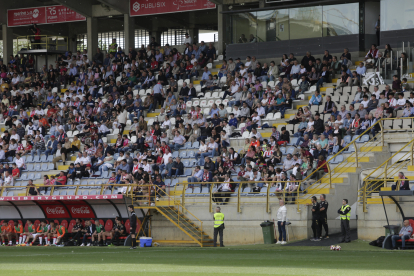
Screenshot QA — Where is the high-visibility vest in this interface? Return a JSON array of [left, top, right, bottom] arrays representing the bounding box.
[[214, 212, 224, 228], [340, 205, 351, 220], [109, 43, 116, 53]]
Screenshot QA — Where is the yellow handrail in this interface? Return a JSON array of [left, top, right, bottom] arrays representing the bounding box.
[[358, 138, 414, 212], [16, 35, 68, 51]]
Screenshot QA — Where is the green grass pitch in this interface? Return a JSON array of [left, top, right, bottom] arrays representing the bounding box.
[[0, 240, 413, 275]]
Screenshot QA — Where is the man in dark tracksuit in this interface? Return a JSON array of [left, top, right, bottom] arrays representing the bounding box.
[[70, 219, 83, 245], [319, 194, 329, 239], [128, 205, 137, 249], [310, 196, 321, 241]]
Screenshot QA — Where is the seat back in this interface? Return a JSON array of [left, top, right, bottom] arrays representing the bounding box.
[[105, 219, 113, 232]]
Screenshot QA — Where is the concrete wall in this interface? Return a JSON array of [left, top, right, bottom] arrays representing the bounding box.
[[151, 204, 311, 245]]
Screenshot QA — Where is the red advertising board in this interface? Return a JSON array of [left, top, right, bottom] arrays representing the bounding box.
[[40, 204, 70, 219], [8, 5, 86, 27], [46, 5, 86, 24], [0, 194, 124, 201], [7, 7, 47, 27], [130, 0, 216, 16], [66, 204, 95, 219]]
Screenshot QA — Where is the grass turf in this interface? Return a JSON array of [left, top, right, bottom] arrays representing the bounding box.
[[0, 240, 413, 275]]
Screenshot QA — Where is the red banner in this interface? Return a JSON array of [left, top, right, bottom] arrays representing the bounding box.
[[66, 204, 95, 219], [8, 5, 86, 27], [41, 204, 70, 219], [130, 0, 216, 16], [0, 195, 124, 201], [46, 5, 86, 24], [7, 7, 47, 27]]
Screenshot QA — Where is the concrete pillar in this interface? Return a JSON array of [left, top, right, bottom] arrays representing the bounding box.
[[259, 0, 265, 8], [2, 25, 13, 64], [124, 14, 135, 51], [68, 24, 78, 54], [217, 4, 228, 55], [189, 28, 199, 44], [87, 17, 98, 61]]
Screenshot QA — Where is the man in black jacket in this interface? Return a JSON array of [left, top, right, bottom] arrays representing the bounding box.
[[179, 82, 190, 99], [80, 220, 96, 246], [204, 157, 215, 173], [168, 157, 184, 178], [313, 113, 324, 135], [392, 172, 410, 191], [70, 219, 84, 245], [128, 205, 137, 249], [316, 66, 330, 91]]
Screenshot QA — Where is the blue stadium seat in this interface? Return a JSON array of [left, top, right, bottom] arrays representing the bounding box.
[[41, 164, 48, 171], [33, 156, 41, 163], [184, 168, 192, 176], [26, 164, 34, 172], [191, 141, 199, 149], [25, 156, 33, 163], [179, 151, 187, 158], [183, 142, 192, 149], [47, 156, 53, 162], [172, 151, 179, 158], [48, 163, 54, 170], [187, 151, 195, 158]]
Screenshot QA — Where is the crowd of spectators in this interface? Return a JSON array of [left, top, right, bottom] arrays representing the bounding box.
[[0, 38, 411, 204]]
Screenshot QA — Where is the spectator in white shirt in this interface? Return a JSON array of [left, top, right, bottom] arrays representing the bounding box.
[[220, 130, 230, 148], [250, 128, 263, 141], [15, 154, 25, 174], [4, 171, 13, 187]]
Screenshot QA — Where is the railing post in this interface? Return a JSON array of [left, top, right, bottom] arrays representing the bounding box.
[[363, 181, 367, 212], [380, 120, 384, 146], [209, 183, 213, 213], [266, 183, 270, 213], [411, 141, 414, 166], [354, 142, 358, 167], [182, 184, 185, 208], [201, 221, 203, 247], [237, 182, 241, 213], [329, 164, 332, 189]]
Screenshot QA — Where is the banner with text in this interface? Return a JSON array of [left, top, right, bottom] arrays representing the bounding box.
[[130, 0, 216, 16], [8, 5, 86, 27]]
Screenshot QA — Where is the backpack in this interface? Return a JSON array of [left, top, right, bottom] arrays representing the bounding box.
[[369, 236, 385, 247]]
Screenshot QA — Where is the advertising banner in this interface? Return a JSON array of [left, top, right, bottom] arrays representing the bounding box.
[[8, 5, 86, 27], [130, 0, 216, 16]]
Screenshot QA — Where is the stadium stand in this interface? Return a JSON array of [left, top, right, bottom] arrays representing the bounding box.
[[2, 15, 414, 246]]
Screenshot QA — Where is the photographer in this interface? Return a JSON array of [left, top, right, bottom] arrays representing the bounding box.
[[31, 24, 41, 49]]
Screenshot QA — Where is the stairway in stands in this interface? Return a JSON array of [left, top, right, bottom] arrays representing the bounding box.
[[154, 205, 214, 247], [297, 132, 389, 205]]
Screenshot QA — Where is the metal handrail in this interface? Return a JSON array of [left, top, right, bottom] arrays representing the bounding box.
[[16, 35, 68, 51], [358, 137, 414, 212]]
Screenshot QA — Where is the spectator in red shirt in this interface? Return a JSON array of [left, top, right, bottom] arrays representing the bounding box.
[[11, 163, 20, 180], [55, 171, 67, 186]]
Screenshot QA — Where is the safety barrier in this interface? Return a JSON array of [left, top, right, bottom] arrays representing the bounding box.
[[16, 35, 68, 51]]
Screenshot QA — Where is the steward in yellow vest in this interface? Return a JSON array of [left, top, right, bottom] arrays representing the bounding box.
[[338, 199, 351, 243], [213, 206, 225, 247]]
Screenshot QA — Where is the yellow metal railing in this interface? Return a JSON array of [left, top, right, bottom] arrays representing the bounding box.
[[175, 117, 414, 212], [16, 35, 68, 51], [358, 137, 414, 212], [172, 180, 301, 213]]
